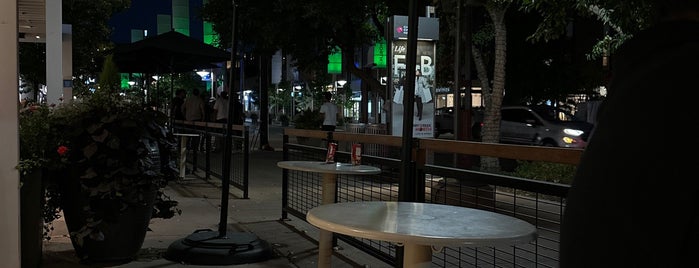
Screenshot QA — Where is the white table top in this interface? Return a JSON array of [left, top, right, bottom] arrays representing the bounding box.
[[307, 201, 537, 248], [173, 133, 200, 137], [277, 161, 381, 175]]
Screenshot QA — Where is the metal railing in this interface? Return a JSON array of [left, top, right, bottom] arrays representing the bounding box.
[[281, 128, 581, 267], [172, 120, 250, 198]]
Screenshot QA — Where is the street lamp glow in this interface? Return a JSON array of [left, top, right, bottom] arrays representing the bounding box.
[[196, 70, 210, 78]]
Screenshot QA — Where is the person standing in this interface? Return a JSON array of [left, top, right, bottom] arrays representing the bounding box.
[[232, 97, 244, 125], [319, 92, 338, 131], [414, 69, 431, 121], [181, 89, 205, 150], [559, 1, 699, 267], [212, 91, 229, 123], [171, 89, 186, 120], [210, 91, 229, 152], [182, 88, 205, 122]]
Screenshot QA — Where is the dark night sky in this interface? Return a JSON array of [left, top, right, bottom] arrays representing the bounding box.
[[109, 0, 205, 44]]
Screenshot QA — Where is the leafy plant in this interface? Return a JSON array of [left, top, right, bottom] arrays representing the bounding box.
[[509, 160, 577, 184], [293, 108, 323, 130], [17, 103, 52, 177], [18, 94, 181, 243], [278, 114, 290, 126], [17, 101, 68, 240], [46, 92, 181, 245]]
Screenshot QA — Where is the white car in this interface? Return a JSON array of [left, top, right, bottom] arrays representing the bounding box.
[[494, 105, 593, 148]]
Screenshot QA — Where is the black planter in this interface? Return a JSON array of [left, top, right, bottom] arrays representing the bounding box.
[[20, 169, 44, 268], [58, 177, 158, 264]]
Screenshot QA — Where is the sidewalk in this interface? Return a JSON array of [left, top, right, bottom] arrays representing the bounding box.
[[41, 125, 390, 268]]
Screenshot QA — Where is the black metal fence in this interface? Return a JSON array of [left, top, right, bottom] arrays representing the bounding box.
[[172, 120, 250, 198]]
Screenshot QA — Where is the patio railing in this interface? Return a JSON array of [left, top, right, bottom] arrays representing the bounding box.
[[172, 120, 251, 198], [281, 128, 580, 268], [172, 121, 581, 267]]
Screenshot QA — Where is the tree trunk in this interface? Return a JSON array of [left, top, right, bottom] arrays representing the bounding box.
[[479, 4, 508, 172]]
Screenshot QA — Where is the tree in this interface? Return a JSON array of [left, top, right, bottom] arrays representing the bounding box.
[[200, 0, 414, 100], [19, 43, 47, 102], [461, 0, 657, 171], [523, 0, 654, 57], [98, 55, 121, 93], [457, 0, 510, 171], [64, 0, 131, 97], [18, 0, 130, 100]]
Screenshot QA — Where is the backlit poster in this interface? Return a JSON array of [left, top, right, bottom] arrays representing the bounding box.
[[390, 40, 436, 138]]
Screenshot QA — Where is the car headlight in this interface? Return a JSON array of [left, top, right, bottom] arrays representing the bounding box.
[[563, 128, 584, 136]]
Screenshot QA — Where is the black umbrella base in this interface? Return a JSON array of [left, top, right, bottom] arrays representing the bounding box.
[[165, 229, 273, 265]]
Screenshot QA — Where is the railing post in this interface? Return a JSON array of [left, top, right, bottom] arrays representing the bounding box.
[[204, 124, 211, 181], [414, 140, 427, 203], [399, 138, 421, 202], [281, 134, 289, 220], [243, 125, 250, 199], [191, 125, 199, 174]]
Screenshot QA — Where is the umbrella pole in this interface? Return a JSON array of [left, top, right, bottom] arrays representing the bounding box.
[[164, 3, 272, 265]]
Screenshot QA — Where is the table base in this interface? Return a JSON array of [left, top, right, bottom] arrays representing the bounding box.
[[317, 173, 337, 267], [404, 244, 432, 268]]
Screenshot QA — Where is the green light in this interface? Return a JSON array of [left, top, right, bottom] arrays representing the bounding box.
[[373, 38, 387, 68], [328, 48, 342, 74], [120, 74, 130, 90]]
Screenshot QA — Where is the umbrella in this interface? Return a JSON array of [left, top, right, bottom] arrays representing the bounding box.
[[112, 30, 230, 74]]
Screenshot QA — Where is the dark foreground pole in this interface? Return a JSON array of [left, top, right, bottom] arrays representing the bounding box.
[[164, 1, 272, 265]]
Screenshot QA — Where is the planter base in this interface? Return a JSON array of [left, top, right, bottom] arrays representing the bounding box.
[[165, 230, 273, 265], [58, 178, 158, 264]]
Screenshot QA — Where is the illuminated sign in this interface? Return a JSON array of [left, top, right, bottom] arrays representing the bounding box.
[[373, 38, 387, 68], [327, 48, 342, 74]]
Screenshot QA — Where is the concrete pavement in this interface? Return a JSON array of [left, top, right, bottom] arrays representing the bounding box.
[[41, 124, 390, 268]]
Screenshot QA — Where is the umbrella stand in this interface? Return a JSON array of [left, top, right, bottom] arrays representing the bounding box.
[[163, 5, 273, 265], [164, 83, 273, 265]]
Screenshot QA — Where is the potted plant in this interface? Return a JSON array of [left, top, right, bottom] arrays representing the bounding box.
[[17, 55, 181, 264], [42, 91, 181, 263], [278, 113, 290, 127], [293, 109, 323, 146], [17, 102, 55, 268], [293, 108, 322, 130]]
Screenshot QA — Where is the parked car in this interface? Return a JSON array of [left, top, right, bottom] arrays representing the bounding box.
[[434, 106, 455, 138], [433, 106, 483, 138], [436, 105, 593, 148]]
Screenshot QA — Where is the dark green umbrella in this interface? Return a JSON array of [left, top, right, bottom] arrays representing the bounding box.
[[112, 30, 229, 73]]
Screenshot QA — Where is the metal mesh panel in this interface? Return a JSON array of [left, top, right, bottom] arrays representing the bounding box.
[[424, 165, 566, 268], [282, 132, 572, 268], [174, 123, 249, 196]]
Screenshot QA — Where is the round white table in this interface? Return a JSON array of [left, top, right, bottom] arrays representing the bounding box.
[[276, 161, 381, 267], [306, 201, 538, 268]]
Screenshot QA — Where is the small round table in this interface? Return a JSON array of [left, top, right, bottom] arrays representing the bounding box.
[[276, 161, 381, 267], [307, 201, 538, 268]]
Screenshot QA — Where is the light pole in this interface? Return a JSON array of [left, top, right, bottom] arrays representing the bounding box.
[[336, 80, 347, 119]]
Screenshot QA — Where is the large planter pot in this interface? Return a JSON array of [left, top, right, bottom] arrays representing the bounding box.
[[20, 169, 44, 268], [57, 175, 157, 264]]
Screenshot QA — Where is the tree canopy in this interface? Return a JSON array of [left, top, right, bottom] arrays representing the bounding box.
[[200, 0, 415, 99]]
